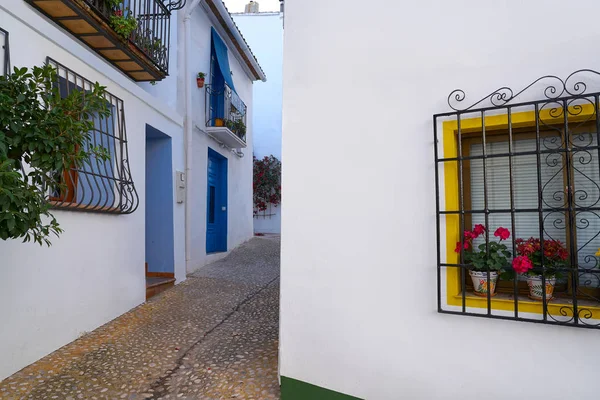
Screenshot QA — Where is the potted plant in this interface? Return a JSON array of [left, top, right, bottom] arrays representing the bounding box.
[[197, 72, 206, 88], [512, 237, 568, 300], [455, 225, 511, 297], [109, 8, 138, 39]]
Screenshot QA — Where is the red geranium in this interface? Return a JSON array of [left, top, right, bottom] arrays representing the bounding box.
[[494, 227, 510, 241], [512, 255, 534, 274], [473, 224, 486, 237]]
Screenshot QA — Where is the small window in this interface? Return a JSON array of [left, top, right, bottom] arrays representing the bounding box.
[[208, 186, 216, 224], [435, 72, 600, 329], [0, 27, 10, 76], [46, 57, 139, 214]]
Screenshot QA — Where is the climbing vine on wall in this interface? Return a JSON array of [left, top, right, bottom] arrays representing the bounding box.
[[253, 155, 281, 213]]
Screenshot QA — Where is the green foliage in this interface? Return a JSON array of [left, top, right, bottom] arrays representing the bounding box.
[[253, 155, 281, 213], [197, 72, 206, 79], [0, 64, 110, 245], [110, 10, 138, 39], [464, 241, 511, 272], [106, 0, 122, 8], [225, 119, 246, 138]]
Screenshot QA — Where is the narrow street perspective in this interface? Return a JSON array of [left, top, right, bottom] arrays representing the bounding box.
[[0, 237, 280, 400]]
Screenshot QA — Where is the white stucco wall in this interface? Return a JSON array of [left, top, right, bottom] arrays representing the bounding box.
[[186, 7, 254, 272], [280, 1, 600, 399], [233, 12, 283, 234], [0, 1, 185, 381]]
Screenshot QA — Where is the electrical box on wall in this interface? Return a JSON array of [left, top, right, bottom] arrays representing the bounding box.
[[176, 171, 185, 203]]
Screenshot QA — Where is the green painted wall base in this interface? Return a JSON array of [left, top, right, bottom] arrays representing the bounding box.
[[281, 376, 363, 400]]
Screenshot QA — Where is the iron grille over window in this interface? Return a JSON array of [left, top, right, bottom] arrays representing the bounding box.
[[0, 27, 9, 76], [434, 71, 600, 329], [46, 57, 139, 214]]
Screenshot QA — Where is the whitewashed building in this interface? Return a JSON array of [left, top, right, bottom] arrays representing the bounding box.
[[0, 0, 264, 381], [233, 8, 282, 234], [281, 0, 600, 399]]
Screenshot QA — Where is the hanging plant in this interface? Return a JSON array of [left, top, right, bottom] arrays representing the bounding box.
[[253, 155, 281, 213]]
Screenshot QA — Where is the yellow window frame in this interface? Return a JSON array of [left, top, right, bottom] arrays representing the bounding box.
[[441, 103, 600, 318]]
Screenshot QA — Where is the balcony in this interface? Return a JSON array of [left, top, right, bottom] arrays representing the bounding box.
[[205, 83, 247, 148], [24, 0, 184, 81]]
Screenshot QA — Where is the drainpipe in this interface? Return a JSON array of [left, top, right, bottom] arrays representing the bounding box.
[[183, 0, 202, 273]]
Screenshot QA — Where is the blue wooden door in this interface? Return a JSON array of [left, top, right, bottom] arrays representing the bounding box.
[[206, 148, 227, 253]]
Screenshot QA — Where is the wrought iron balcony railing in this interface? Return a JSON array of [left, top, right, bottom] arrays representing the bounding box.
[[84, 0, 170, 73], [205, 83, 247, 143], [25, 0, 186, 81]]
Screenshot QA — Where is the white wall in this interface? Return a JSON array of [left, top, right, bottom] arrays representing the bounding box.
[[186, 7, 254, 272], [0, 1, 184, 380], [280, 1, 600, 399], [233, 13, 283, 234]]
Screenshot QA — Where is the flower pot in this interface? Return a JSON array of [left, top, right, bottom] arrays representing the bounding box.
[[214, 118, 224, 127], [469, 270, 498, 297], [527, 275, 556, 301], [196, 77, 205, 88]]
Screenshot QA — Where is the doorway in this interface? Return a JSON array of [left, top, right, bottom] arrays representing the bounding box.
[[145, 125, 175, 298], [206, 148, 228, 253]]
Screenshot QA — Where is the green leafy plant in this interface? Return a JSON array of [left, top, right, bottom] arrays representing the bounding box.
[[253, 155, 281, 213], [197, 72, 206, 79], [455, 225, 512, 272], [0, 65, 110, 245], [105, 0, 122, 8], [225, 119, 246, 138], [109, 9, 138, 39]]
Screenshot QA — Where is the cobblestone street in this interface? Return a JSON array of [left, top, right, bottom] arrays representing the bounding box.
[[0, 237, 281, 400]]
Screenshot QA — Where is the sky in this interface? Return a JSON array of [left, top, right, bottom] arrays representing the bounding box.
[[223, 0, 281, 12]]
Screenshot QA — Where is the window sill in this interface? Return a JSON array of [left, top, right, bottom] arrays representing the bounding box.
[[48, 201, 122, 214], [450, 292, 600, 320]]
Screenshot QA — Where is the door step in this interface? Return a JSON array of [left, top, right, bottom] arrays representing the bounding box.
[[146, 276, 175, 300]]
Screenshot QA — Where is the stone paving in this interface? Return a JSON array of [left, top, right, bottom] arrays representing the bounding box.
[[0, 236, 281, 400]]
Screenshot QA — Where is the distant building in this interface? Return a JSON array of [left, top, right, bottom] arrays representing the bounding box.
[[234, 11, 283, 234], [244, 1, 260, 13]]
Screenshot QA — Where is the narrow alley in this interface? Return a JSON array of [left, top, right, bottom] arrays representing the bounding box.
[[0, 237, 281, 400]]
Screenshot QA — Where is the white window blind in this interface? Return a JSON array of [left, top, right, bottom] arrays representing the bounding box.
[[469, 134, 600, 286]]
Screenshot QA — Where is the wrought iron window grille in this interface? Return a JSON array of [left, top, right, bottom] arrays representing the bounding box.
[[46, 57, 139, 214], [434, 70, 600, 329]]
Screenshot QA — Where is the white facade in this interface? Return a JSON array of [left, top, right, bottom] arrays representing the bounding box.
[[280, 1, 600, 399], [233, 12, 283, 234], [0, 0, 262, 381]]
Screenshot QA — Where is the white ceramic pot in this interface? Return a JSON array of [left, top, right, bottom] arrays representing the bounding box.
[[527, 275, 556, 301], [469, 270, 499, 297]]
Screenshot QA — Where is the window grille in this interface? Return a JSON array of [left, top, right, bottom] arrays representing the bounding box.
[[434, 71, 600, 329], [46, 57, 139, 214]]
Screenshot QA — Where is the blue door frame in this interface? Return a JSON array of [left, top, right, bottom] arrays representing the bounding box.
[[206, 148, 227, 253]]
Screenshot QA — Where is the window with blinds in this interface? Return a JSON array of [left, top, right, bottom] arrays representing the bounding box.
[[467, 132, 600, 289], [434, 72, 600, 328]]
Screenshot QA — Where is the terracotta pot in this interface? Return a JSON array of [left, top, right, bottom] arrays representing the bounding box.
[[214, 118, 224, 127], [527, 275, 556, 301], [196, 77, 205, 88], [469, 270, 499, 297]]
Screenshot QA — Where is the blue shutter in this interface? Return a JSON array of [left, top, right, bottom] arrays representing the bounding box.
[[211, 27, 236, 93]]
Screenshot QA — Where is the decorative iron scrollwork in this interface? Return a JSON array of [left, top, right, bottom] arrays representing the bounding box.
[[447, 69, 600, 111]]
